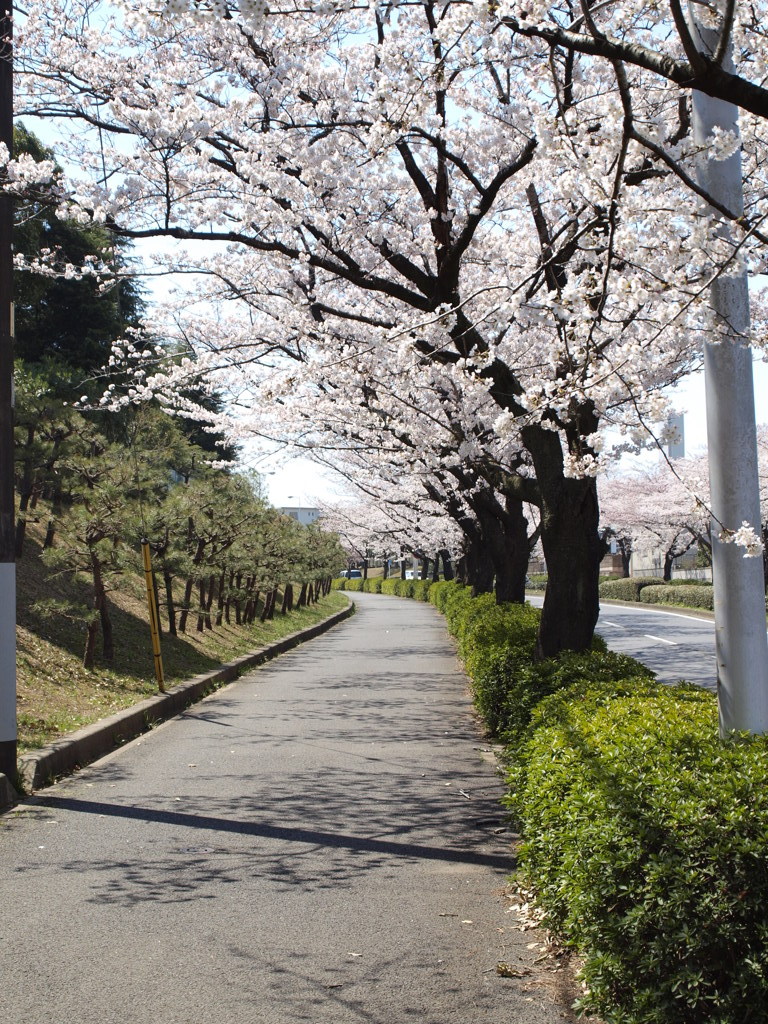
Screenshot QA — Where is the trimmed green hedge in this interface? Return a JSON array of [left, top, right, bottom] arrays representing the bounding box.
[[525, 573, 548, 592], [506, 680, 768, 1023], [598, 576, 662, 601], [641, 584, 715, 610], [332, 576, 382, 593]]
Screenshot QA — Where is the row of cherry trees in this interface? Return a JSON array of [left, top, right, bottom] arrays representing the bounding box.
[[600, 428, 768, 586], [11, 0, 768, 662]]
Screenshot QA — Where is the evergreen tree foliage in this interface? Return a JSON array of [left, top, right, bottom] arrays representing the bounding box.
[[13, 123, 145, 379]]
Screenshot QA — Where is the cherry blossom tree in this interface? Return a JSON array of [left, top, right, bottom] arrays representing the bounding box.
[[14, 0, 751, 662], [600, 461, 711, 581]]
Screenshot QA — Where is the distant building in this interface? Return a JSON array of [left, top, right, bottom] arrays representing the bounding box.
[[667, 412, 685, 460], [279, 505, 320, 526]]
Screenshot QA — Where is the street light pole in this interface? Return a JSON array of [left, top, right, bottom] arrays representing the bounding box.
[[690, 5, 768, 735], [0, 1, 15, 779]]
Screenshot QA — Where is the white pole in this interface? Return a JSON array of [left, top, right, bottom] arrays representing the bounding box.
[[0, 4, 15, 779], [690, 5, 768, 735]]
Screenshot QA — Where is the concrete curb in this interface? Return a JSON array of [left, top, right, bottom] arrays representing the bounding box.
[[14, 599, 355, 798]]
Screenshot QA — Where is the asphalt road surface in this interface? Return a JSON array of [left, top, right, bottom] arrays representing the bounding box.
[[529, 593, 719, 691], [1, 593, 577, 1024], [596, 602, 720, 691]]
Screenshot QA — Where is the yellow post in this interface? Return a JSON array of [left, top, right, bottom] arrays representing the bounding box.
[[141, 539, 165, 693]]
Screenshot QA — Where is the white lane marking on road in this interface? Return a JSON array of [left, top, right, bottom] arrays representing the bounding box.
[[601, 620, 624, 628], [603, 604, 714, 627], [644, 634, 678, 646]]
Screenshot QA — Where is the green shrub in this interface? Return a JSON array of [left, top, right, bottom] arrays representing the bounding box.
[[506, 679, 768, 1023], [429, 580, 457, 612], [496, 649, 653, 745], [455, 599, 541, 731], [412, 580, 432, 601], [599, 576, 662, 601], [426, 580, 475, 633], [641, 584, 715, 610], [331, 578, 347, 590], [343, 578, 365, 592], [377, 577, 421, 598]]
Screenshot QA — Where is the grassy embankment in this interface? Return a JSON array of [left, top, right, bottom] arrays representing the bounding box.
[[16, 524, 347, 753]]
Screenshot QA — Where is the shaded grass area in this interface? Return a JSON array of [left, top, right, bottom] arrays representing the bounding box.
[[17, 529, 347, 753]]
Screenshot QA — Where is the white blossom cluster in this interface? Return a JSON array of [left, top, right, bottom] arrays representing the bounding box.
[[721, 522, 765, 558], [13, 0, 768, 559]]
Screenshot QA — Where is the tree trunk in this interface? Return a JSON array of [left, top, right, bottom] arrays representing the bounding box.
[[163, 570, 177, 637], [244, 579, 260, 624], [261, 588, 277, 621], [223, 571, 235, 625], [440, 549, 454, 581], [152, 569, 163, 637], [455, 554, 467, 585], [14, 424, 36, 558], [83, 619, 99, 670], [517, 418, 602, 658], [466, 539, 494, 596], [454, 514, 494, 596], [535, 474, 601, 657], [474, 500, 529, 604], [178, 577, 195, 633], [43, 481, 64, 550], [14, 498, 30, 560], [90, 551, 114, 664], [432, 554, 441, 583], [204, 573, 216, 629], [281, 583, 294, 614], [196, 578, 207, 632], [297, 582, 308, 607], [43, 518, 57, 550], [618, 539, 632, 578]]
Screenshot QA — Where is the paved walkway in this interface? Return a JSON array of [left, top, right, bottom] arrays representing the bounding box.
[[0, 593, 577, 1023]]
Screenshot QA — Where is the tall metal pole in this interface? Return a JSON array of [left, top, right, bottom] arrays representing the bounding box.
[[0, 1, 14, 777], [690, 5, 768, 735]]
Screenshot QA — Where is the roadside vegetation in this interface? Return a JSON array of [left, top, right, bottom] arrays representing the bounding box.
[[345, 578, 768, 1024], [18, 515, 347, 752], [521, 573, 735, 614], [12, 125, 347, 753]]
